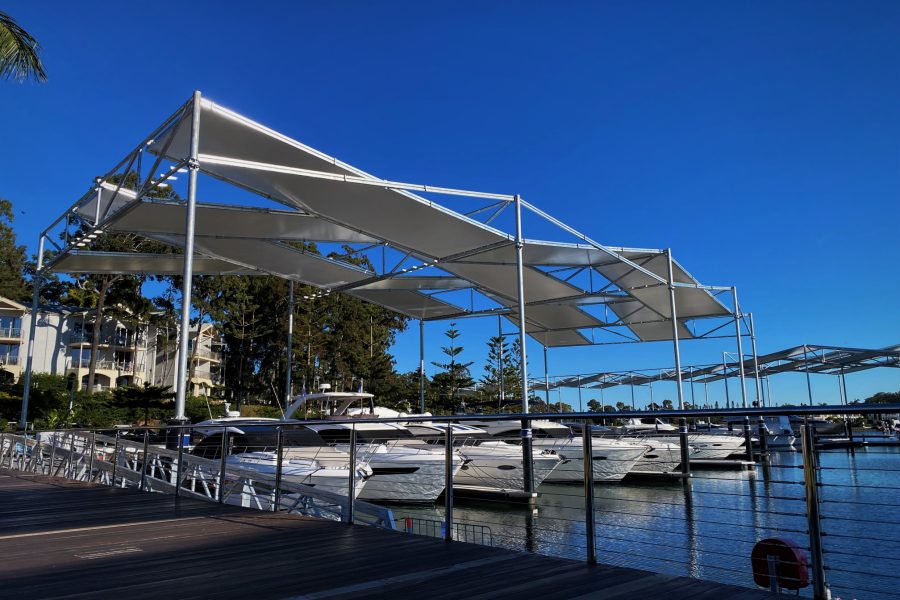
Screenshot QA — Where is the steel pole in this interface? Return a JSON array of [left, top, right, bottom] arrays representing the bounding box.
[[802, 423, 828, 599], [757, 417, 768, 460], [273, 426, 284, 512], [748, 313, 763, 407], [514, 194, 533, 494], [346, 424, 356, 524], [111, 430, 120, 488], [543, 346, 550, 406], [87, 431, 96, 482], [285, 281, 294, 404], [732, 288, 748, 409], [497, 315, 504, 408], [174, 90, 202, 422], [679, 417, 691, 478], [840, 368, 849, 405], [666, 250, 685, 410], [94, 185, 102, 225], [140, 429, 150, 491], [19, 235, 45, 429], [836, 371, 845, 405], [419, 319, 425, 414], [723, 353, 731, 408], [841, 370, 854, 445], [218, 428, 228, 503], [79, 312, 85, 388], [175, 426, 186, 497], [688, 366, 696, 408], [743, 416, 753, 462], [803, 345, 814, 406], [582, 420, 596, 564], [577, 376, 583, 412], [444, 425, 454, 541]]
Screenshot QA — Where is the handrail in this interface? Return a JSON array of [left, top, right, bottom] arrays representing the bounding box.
[[27, 403, 898, 434]]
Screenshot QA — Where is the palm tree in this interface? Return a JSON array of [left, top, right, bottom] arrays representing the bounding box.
[[1, 11, 47, 82]]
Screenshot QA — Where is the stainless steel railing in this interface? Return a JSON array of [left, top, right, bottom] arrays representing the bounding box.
[[3, 403, 899, 600]]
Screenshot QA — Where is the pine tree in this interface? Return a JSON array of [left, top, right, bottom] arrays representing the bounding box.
[[481, 335, 523, 408], [430, 323, 474, 413], [0, 199, 28, 301]]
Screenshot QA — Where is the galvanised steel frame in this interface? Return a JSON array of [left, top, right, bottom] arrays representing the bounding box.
[[24, 91, 752, 490], [538, 343, 900, 409]]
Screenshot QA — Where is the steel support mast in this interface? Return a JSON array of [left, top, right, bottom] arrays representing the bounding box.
[[514, 194, 534, 494], [174, 91, 202, 422]]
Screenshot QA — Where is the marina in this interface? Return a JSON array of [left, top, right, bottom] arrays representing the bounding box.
[[3, 404, 899, 599], [2, 6, 899, 598]]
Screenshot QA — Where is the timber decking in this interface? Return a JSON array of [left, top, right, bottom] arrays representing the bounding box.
[[0, 471, 772, 599]]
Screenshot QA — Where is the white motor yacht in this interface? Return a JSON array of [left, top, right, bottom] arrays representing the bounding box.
[[615, 419, 745, 460], [305, 422, 463, 504], [285, 393, 465, 503], [722, 416, 796, 449], [402, 422, 564, 491], [226, 451, 370, 498], [190, 423, 371, 498], [468, 420, 651, 481]]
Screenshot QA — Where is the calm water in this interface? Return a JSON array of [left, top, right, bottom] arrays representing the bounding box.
[[395, 446, 900, 600]]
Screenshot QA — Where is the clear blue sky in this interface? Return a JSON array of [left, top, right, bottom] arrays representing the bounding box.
[[2, 1, 898, 408]]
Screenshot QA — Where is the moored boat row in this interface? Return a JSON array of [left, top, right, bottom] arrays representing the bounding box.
[[186, 391, 755, 503]]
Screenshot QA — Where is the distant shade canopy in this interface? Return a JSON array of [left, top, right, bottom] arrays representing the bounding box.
[[543, 344, 900, 390], [47, 94, 735, 347]]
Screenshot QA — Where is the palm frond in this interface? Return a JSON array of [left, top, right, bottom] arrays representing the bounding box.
[[0, 11, 47, 82]]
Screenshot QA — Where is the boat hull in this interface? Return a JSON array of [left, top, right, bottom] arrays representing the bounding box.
[[453, 442, 562, 490], [530, 439, 646, 483]]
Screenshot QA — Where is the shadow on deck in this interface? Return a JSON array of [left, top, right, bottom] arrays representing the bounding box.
[[0, 470, 773, 599]]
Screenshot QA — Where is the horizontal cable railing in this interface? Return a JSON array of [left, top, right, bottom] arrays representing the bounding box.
[[2, 403, 899, 600]]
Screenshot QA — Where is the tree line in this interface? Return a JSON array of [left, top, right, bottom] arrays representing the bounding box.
[[0, 186, 538, 426]]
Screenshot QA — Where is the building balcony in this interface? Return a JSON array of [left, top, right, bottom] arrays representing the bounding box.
[[192, 348, 223, 362], [68, 333, 147, 348], [67, 359, 145, 373], [0, 327, 21, 340], [0, 355, 21, 367]]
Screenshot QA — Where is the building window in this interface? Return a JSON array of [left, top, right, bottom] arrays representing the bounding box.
[[0, 343, 19, 364], [0, 316, 21, 336]]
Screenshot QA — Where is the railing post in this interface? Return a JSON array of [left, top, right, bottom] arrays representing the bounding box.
[[175, 426, 186, 497], [582, 419, 596, 564], [679, 418, 691, 479], [743, 416, 753, 462], [273, 426, 284, 512], [140, 428, 150, 491], [444, 425, 454, 542], [218, 427, 228, 503], [346, 423, 356, 524], [65, 432, 74, 479], [756, 417, 768, 461], [801, 423, 829, 600], [87, 431, 95, 482], [111, 429, 120, 487], [50, 431, 57, 476]]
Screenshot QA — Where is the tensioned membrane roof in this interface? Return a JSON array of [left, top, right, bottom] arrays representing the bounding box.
[[543, 344, 900, 389], [47, 94, 734, 347]]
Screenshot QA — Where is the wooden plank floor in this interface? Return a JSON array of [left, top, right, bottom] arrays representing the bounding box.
[[0, 471, 773, 599]]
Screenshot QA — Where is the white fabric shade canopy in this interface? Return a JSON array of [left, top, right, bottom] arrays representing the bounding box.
[[48, 95, 734, 347]]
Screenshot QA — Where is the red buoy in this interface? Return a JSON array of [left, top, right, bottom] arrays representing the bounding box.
[[751, 537, 809, 590]]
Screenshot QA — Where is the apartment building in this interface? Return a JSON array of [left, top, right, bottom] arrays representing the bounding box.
[[1, 295, 224, 396], [0, 295, 154, 390], [152, 322, 224, 397]]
